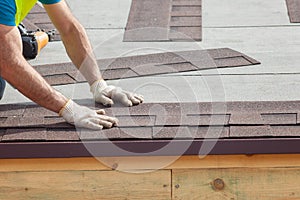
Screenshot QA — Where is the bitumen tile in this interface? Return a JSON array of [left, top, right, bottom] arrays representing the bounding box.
[[0, 129, 6, 141], [23, 105, 57, 117], [124, 0, 170, 41], [174, 0, 201, 6], [230, 126, 273, 137], [124, 0, 202, 41], [1, 102, 299, 142], [46, 129, 80, 141], [286, 0, 300, 23], [214, 57, 252, 68], [261, 113, 297, 125], [270, 125, 300, 136], [33, 48, 260, 86], [189, 126, 229, 138], [30, 3, 45, 13], [1, 101, 300, 157], [26, 13, 52, 24], [43, 74, 76, 86], [171, 7, 201, 17], [153, 126, 228, 139], [170, 16, 202, 27], [119, 127, 153, 139], [169, 27, 202, 41], [229, 112, 265, 125], [2, 128, 47, 141], [2, 117, 44, 128], [101, 68, 139, 80], [24, 4, 61, 41], [116, 115, 156, 127], [0, 104, 26, 117], [34, 63, 77, 76], [22, 19, 40, 31], [153, 126, 194, 139], [43, 116, 74, 128], [1, 0, 299, 158]]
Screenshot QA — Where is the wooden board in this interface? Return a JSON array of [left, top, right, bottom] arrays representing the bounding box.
[[0, 170, 171, 200], [172, 168, 300, 200], [2, 154, 300, 172]]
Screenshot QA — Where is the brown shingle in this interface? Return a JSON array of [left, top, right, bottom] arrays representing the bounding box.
[[170, 16, 202, 27], [44, 117, 74, 128], [0, 104, 26, 117], [124, 0, 202, 41], [229, 113, 264, 125], [214, 57, 252, 68], [46, 129, 80, 141], [124, 0, 171, 41], [286, 0, 300, 23], [26, 13, 52, 24], [169, 27, 202, 41], [116, 115, 156, 127], [153, 126, 193, 138], [119, 127, 152, 139], [153, 126, 229, 139], [3, 117, 44, 128], [2, 128, 47, 141], [44, 74, 76, 86], [172, 0, 202, 6], [230, 126, 273, 137], [35, 48, 259, 86], [270, 125, 300, 136], [261, 113, 297, 125]]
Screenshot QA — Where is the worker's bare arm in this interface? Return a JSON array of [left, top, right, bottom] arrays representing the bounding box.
[[44, 1, 144, 107], [43, 1, 101, 85], [0, 24, 67, 113]]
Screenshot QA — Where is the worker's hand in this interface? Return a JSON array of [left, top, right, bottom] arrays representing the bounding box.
[[59, 99, 118, 130], [90, 80, 144, 107]]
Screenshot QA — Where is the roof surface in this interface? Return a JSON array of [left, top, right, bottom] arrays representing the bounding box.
[[1, 0, 300, 158], [1, 101, 300, 158]]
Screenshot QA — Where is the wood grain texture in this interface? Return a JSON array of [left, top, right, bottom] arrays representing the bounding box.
[[2, 154, 300, 172], [0, 170, 171, 200], [172, 168, 300, 200]]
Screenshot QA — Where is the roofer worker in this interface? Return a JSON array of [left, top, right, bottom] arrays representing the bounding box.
[[0, 0, 144, 129]]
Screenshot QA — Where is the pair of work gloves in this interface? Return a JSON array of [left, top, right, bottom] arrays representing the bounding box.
[[59, 80, 144, 130]]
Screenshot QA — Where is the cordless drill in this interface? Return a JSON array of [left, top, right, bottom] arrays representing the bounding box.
[[18, 23, 55, 60]]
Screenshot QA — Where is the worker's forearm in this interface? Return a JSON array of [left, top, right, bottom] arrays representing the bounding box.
[[0, 25, 67, 113], [2, 61, 67, 113], [60, 21, 102, 85], [43, 1, 102, 85]]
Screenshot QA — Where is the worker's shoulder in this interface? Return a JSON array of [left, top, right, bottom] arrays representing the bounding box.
[[0, 0, 16, 26]]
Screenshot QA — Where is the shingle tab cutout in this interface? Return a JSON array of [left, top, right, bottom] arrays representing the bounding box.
[[1, 101, 300, 158], [33, 48, 260, 86], [23, 4, 61, 41], [124, 0, 202, 41], [286, 0, 300, 23]]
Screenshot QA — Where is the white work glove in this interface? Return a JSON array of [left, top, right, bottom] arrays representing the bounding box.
[[59, 99, 118, 130], [90, 80, 144, 107]]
